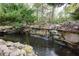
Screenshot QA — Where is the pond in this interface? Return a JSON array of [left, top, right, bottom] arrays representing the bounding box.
[[0, 33, 77, 56]]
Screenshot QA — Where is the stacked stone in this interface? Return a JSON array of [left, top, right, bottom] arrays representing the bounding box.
[[0, 39, 36, 56]]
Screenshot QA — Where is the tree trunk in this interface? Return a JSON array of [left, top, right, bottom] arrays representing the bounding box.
[[41, 3, 44, 21], [49, 6, 55, 23], [37, 8, 39, 22], [51, 6, 55, 22]]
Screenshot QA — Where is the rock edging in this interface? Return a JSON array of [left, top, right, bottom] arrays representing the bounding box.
[[0, 39, 37, 56]]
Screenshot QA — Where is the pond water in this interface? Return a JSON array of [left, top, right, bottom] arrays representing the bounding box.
[[0, 33, 58, 56], [33, 47, 57, 56], [29, 35, 57, 56], [0, 33, 77, 56]]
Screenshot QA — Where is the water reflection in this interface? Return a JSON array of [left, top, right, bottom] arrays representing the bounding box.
[[33, 47, 57, 56], [0, 33, 77, 56]]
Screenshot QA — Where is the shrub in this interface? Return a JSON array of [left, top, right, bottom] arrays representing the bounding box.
[[0, 3, 37, 28]]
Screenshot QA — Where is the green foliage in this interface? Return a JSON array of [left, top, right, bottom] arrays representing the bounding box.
[[0, 3, 37, 28], [51, 17, 71, 24], [65, 3, 79, 20], [33, 3, 42, 8], [65, 3, 79, 13], [71, 7, 79, 20]]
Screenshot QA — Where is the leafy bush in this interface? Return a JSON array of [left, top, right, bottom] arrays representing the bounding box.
[[51, 17, 71, 24], [0, 4, 37, 28], [71, 8, 79, 20]]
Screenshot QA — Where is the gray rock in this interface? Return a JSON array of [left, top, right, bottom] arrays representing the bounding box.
[[0, 39, 6, 45], [10, 49, 21, 56], [13, 42, 25, 49], [19, 49, 26, 56], [0, 45, 7, 50], [0, 39, 36, 56], [3, 48, 12, 56], [6, 41, 14, 47]]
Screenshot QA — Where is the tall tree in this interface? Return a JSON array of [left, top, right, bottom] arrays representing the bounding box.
[[33, 3, 41, 22], [47, 3, 64, 23]]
